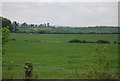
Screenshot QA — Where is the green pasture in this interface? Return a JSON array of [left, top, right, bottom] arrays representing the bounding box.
[[2, 33, 118, 79]]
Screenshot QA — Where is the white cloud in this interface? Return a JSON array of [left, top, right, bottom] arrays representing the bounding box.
[[2, 2, 118, 26]]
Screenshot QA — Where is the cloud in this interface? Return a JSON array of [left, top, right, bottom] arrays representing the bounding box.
[[2, 0, 119, 2], [2, 2, 118, 26]]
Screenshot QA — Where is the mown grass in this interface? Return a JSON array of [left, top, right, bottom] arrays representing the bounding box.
[[2, 33, 118, 79]]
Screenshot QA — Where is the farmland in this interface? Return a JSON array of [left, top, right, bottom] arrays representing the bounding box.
[[18, 26, 119, 34], [2, 33, 118, 79], [1, 2, 119, 79]]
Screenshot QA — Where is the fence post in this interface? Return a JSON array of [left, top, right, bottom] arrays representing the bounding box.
[[24, 62, 33, 79]]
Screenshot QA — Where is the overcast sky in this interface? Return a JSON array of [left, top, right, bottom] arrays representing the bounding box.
[[2, 2, 118, 27]]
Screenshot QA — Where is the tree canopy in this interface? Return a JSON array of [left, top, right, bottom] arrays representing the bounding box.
[[0, 16, 13, 32]]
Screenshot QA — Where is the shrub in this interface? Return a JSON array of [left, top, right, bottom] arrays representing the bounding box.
[[114, 41, 117, 44], [114, 41, 120, 44], [79, 40, 87, 43], [23, 31, 26, 33], [69, 39, 81, 43], [69, 39, 96, 43], [96, 40, 110, 44]]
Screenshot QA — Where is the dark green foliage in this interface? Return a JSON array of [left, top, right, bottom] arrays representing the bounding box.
[[23, 31, 26, 33], [12, 21, 19, 32], [69, 39, 81, 43], [0, 16, 13, 32], [20, 22, 28, 27], [0, 17, 11, 28], [114, 41, 117, 44], [114, 41, 120, 44], [96, 40, 110, 44], [11, 38, 16, 41], [69, 39, 95, 43], [69, 39, 111, 44]]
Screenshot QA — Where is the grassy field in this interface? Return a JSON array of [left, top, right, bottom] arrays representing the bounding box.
[[2, 33, 118, 79]]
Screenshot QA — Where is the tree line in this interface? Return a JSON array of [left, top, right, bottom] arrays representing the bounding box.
[[0, 16, 119, 34], [0, 16, 50, 32]]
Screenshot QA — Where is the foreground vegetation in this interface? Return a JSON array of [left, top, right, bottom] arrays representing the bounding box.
[[2, 33, 118, 79]]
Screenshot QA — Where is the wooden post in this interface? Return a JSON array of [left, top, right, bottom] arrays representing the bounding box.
[[24, 62, 33, 79]]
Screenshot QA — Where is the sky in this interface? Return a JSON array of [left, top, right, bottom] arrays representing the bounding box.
[[1, 1, 118, 27], [1, 0, 120, 2]]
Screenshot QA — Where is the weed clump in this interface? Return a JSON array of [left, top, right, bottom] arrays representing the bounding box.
[[78, 46, 119, 79]]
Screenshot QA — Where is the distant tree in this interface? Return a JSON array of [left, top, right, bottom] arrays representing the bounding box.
[[35, 24, 38, 27], [39, 24, 42, 27], [44, 23, 46, 27], [12, 21, 19, 32], [30, 24, 34, 27], [13, 21, 18, 27], [47, 23, 49, 27], [21, 22, 28, 27]]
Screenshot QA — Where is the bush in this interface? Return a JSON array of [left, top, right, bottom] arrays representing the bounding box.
[[114, 41, 117, 44], [23, 31, 26, 33], [96, 40, 110, 44], [10, 38, 16, 41], [69, 39, 88, 43], [114, 41, 120, 44], [69, 39, 96, 43], [69, 39, 81, 43], [79, 40, 87, 43], [69, 39, 110, 44]]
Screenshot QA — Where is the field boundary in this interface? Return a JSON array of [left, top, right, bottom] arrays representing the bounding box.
[[2, 66, 119, 74], [13, 32, 120, 34]]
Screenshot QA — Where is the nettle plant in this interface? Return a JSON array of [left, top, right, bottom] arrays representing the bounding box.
[[79, 46, 119, 79]]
